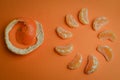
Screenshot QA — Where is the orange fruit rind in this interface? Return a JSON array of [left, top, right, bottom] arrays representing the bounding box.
[[16, 18, 37, 45], [5, 19, 44, 55]]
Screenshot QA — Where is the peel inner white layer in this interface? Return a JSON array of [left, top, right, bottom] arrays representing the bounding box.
[[5, 19, 44, 55]]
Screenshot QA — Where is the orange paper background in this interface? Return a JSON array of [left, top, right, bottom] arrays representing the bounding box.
[[0, 0, 120, 80]]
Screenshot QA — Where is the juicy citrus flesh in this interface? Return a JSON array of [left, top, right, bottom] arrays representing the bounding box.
[[16, 17, 37, 45], [98, 30, 116, 42], [85, 55, 98, 74], [66, 14, 79, 28], [56, 27, 72, 39], [55, 44, 73, 56], [97, 45, 113, 62], [79, 8, 89, 24], [93, 17, 109, 31], [54, 8, 116, 75], [67, 53, 82, 70]]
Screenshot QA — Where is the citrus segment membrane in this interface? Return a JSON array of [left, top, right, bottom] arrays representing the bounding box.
[[66, 14, 79, 28], [84, 55, 98, 74], [55, 44, 73, 56], [93, 17, 109, 31], [97, 45, 113, 62], [67, 53, 82, 70], [79, 8, 89, 24], [56, 27, 72, 39], [98, 30, 116, 42]]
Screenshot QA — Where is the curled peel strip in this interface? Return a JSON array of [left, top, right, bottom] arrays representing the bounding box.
[[5, 19, 44, 55]]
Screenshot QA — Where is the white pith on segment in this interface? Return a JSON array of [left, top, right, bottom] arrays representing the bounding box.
[[85, 55, 99, 74], [98, 30, 116, 42], [87, 56, 98, 74], [55, 44, 73, 55], [66, 14, 79, 28], [56, 27, 72, 39], [93, 16, 109, 31], [67, 54, 82, 70], [97, 45, 113, 61], [79, 8, 89, 24]]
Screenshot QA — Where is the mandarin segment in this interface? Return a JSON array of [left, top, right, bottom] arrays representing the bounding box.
[[84, 55, 98, 74], [56, 27, 72, 39], [98, 30, 116, 42], [93, 17, 109, 31], [97, 45, 113, 62], [66, 14, 79, 28], [67, 53, 82, 70], [54, 8, 114, 75], [79, 8, 89, 24], [55, 44, 73, 56]]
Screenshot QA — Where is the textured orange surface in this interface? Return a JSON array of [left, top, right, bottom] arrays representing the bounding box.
[[10, 19, 37, 48], [0, 0, 120, 80]]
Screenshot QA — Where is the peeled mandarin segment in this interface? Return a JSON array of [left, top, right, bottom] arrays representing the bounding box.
[[16, 18, 36, 45], [97, 45, 113, 62], [67, 53, 82, 70], [98, 30, 116, 42], [79, 8, 89, 24], [56, 27, 72, 39], [55, 44, 73, 56], [66, 14, 79, 28], [93, 17, 109, 31], [85, 55, 98, 74]]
